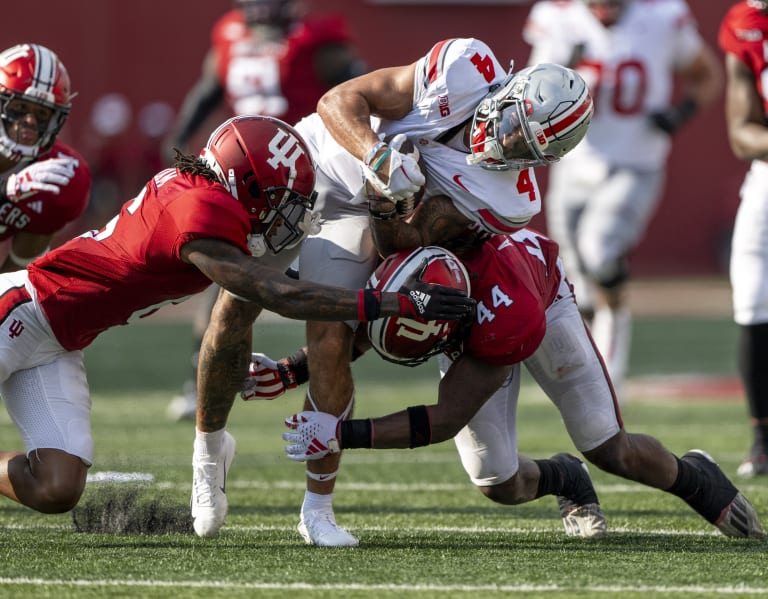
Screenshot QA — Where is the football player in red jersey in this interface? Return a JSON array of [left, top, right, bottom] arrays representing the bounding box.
[[165, 0, 366, 421], [720, 0, 768, 478], [0, 115, 472, 519], [271, 219, 765, 540], [0, 43, 90, 272]]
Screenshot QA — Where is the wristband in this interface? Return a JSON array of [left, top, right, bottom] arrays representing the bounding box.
[[363, 141, 388, 168], [407, 405, 431, 448], [369, 147, 391, 173], [357, 288, 382, 322], [339, 419, 373, 449]]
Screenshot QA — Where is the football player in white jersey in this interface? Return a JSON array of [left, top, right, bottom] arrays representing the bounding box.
[[523, 0, 722, 399], [194, 37, 593, 543]]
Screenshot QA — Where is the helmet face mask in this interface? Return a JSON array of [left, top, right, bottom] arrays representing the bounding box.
[[468, 63, 593, 171], [367, 247, 472, 367], [201, 115, 317, 256], [0, 44, 72, 161]]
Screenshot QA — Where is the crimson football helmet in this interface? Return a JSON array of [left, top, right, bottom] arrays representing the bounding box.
[[201, 115, 318, 256], [467, 63, 593, 171], [367, 247, 471, 366], [0, 43, 73, 161]]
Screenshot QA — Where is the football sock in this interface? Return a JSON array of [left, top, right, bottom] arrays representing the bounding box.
[[193, 428, 225, 461], [665, 456, 725, 524], [534, 458, 568, 499], [739, 323, 768, 453], [302, 490, 333, 514]]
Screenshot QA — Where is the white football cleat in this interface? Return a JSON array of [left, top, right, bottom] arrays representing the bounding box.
[[298, 510, 359, 547], [191, 431, 236, 537], [558, 499, 608, 538]]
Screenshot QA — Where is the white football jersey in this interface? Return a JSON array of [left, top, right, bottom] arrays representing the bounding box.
[[297, 38, 542, 233], [523, 0, 704, 170]]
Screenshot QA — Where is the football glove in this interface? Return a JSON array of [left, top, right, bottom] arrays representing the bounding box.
[[649, 97, 698, 136], [398, 258, 475, 320], [363, 135, 425, 204], [241, 352, 299, 401], [283, 411, 341, 461], [5, 156, 78, 201]]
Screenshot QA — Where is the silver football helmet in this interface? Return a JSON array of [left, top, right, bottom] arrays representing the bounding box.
[[467, 63, 593, 171]]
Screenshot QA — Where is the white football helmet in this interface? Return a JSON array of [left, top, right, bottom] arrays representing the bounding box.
[[367, 247, 471, 366], [0, 44, 73, 161], [467, 63, 593, 171]]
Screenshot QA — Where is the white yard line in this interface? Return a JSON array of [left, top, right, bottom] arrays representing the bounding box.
[[0, 577, 765, 595]]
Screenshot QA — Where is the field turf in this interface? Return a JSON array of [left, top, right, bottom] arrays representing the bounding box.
[[0, 316, 765, 598]]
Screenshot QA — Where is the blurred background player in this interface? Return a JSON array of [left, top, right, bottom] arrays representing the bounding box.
[[165, 0, 366, 420], [0, 43, 90, 271], [523, 0, 722, 399], [719, 0, 768, 478]]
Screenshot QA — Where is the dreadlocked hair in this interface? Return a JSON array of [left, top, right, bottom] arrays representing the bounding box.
[[172, 148, 221, 184]]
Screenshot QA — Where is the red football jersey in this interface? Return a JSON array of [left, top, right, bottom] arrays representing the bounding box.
[[28, 168, 251, 350], [212, 10, 353, 125], [459, 229, 564, 366], [719, 2, 768, 114], [0, 140, 91, 241]]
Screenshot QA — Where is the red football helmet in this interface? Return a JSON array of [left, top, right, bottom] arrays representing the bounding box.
[[0, 43, 73, 161], [367, 247, 471, 366], [468, 63, 592, 171], [201, 115, 317, 256]]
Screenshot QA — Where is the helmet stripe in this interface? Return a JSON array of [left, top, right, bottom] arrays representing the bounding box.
[[542, 88, 593, 140], [29, 44, 55, 98]]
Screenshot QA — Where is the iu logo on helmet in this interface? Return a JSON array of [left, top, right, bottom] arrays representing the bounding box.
[[8, 318, 24, 339], [267, 130, 304, 172]]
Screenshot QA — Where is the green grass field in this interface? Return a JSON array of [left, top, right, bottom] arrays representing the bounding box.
[[0, 316, 766, 598]]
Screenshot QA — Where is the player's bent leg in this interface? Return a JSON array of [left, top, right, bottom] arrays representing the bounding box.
[[477, 454, 606, 538], [0, 448, 87, 513]]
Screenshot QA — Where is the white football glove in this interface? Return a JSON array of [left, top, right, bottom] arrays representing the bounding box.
[[241, 352, 297, 401], [283, 411, 341, 461], [6, 156, 78, 201], [363, 134, 425, 203]]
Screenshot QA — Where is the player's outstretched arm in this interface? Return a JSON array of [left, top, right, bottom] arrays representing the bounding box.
[[283, 354, 512, 460], [182, 238, 474, 322]]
